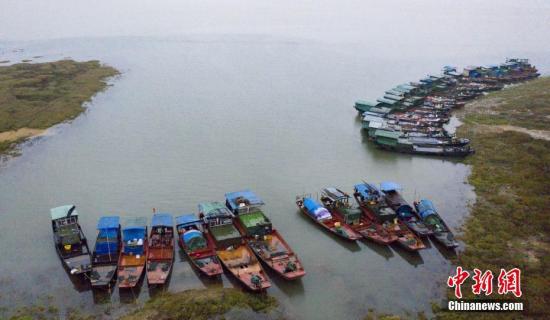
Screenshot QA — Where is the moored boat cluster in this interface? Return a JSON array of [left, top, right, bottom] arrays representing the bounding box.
[[50, 190, 305, 295], [297, 182, 458, 251], [355, 58, 540, 156]]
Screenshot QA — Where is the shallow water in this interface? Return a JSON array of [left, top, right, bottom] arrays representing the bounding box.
[[1, 1, 549, 319]]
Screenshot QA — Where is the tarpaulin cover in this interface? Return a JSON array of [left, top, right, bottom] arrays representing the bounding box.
[[183, 229, 202, 243], [97, 216, 119, 230], [98, 229, 118, 239], [416, 199, 438, 220], [176, 214, 200, 227], [95, 241, 119, 255], [354, 183, 379, 199], [182, 230, 207, 251], [152, 213, 173, 227], [380, 181, 402, 192], [303, 198, 331, 220], [225, 189, 264, 211]]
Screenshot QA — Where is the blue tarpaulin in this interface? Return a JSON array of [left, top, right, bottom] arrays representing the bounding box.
[[225, 189, 264, 211], [303, 198, 321, 213], [152, 213, 173, 227], [176, 214, 200, 227], [95, 241, 118, 255], [183, 230, 203, 243], [98, 229, 118, 239], [354, 183, 379, 199], [380, 181, 402, 192], [97, 216, 120, 230], [122, 228, 146, 241], [416, 199, 437, 220]]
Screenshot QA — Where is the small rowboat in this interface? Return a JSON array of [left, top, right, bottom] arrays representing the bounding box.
[[225, 190, 305, 280], [50, 205, 92, 275], [296, 195, 361, 241], [176, 214, 223, 277], [118, 217, 147, 289], [353, 183, 425, 251], [200, 202, 271, 291], [414, 199, 458, 249], [146, 213, 174, 285], [380, 182, 433, 237], [320, 187, 397, 245], [90, 216, 120, 288]]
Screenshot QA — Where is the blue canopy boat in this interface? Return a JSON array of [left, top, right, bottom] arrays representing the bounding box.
[[379, 182, 433, 237], [90, 216, 120, 288], [414, 199, 458, 248], [50, 205, 92, 275], [353, 183, 425, 251], [147, 213, 174, 285], [296, 195, 361, 241], [175, 214, 223, 277], [118, 217, 148, 288]]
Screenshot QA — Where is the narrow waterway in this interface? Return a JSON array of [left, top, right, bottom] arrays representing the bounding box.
[[1, 1, 549, 319]]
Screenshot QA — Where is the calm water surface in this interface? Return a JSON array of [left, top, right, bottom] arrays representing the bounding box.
[[1, 1, 549, 319]]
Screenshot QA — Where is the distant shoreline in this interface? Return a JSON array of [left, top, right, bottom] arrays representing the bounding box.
[[0, 59, 119, 157]]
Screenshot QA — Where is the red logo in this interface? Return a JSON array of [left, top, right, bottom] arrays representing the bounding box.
[[449, 267, 522, 298]]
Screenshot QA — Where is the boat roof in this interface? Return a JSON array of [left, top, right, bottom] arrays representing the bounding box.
[[175, 214, 201, 226], [322, 187, 348, 201], [355, 100, 379, 107], [380, 181, 402, 192], [354, 183, 379, 198], [123, 216, 147, 230], [374, 129, 401, 139], [97, 216, 120, 230], [50, 205, 77, 221], [384, 94, 404, 101], [199, 202, 233, 218], [225, 189, 264, 211], [238, 211, 269, 228], [152, 213, 173, 227], [376, 97, 399, 105]]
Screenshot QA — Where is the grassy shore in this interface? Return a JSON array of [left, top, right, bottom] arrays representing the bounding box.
[[434, 77, 550, 319], [2, 288, 278, 320], [0, 60, 119, 155]]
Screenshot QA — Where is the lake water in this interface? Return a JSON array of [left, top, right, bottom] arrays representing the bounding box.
[[1, 1, 549, 319]]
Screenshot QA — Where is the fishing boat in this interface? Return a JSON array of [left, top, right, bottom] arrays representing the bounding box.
[[353, 183, 425, 251], [50, 205, 92, 275], [296, 195, 361, 241], [118, 217, 148, 289], [414, 199, 458, 248], [199, 202, 271, 291], [225, 190, 305, 280], [146, 213, 174, 285], [320, 187, 398, 245], [175, 214, 223, 277], [379, 182, 433, 237], [90, 216, 120, 288]]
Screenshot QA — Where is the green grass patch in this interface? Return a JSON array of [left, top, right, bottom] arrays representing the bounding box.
[[435, 77, 550, 319], [120, 288, 278, 320], [0, 59, 119, 154]]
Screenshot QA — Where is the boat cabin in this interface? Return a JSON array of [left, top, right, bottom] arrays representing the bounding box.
[[354, 183, 397, 222], [199, 202, 241, 248], [51, 205, 90, 262], [320, 187, 361, 225], [225, 189, 265, 215], [122, 217, 147, 257], [94, 216, 120, 263]]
